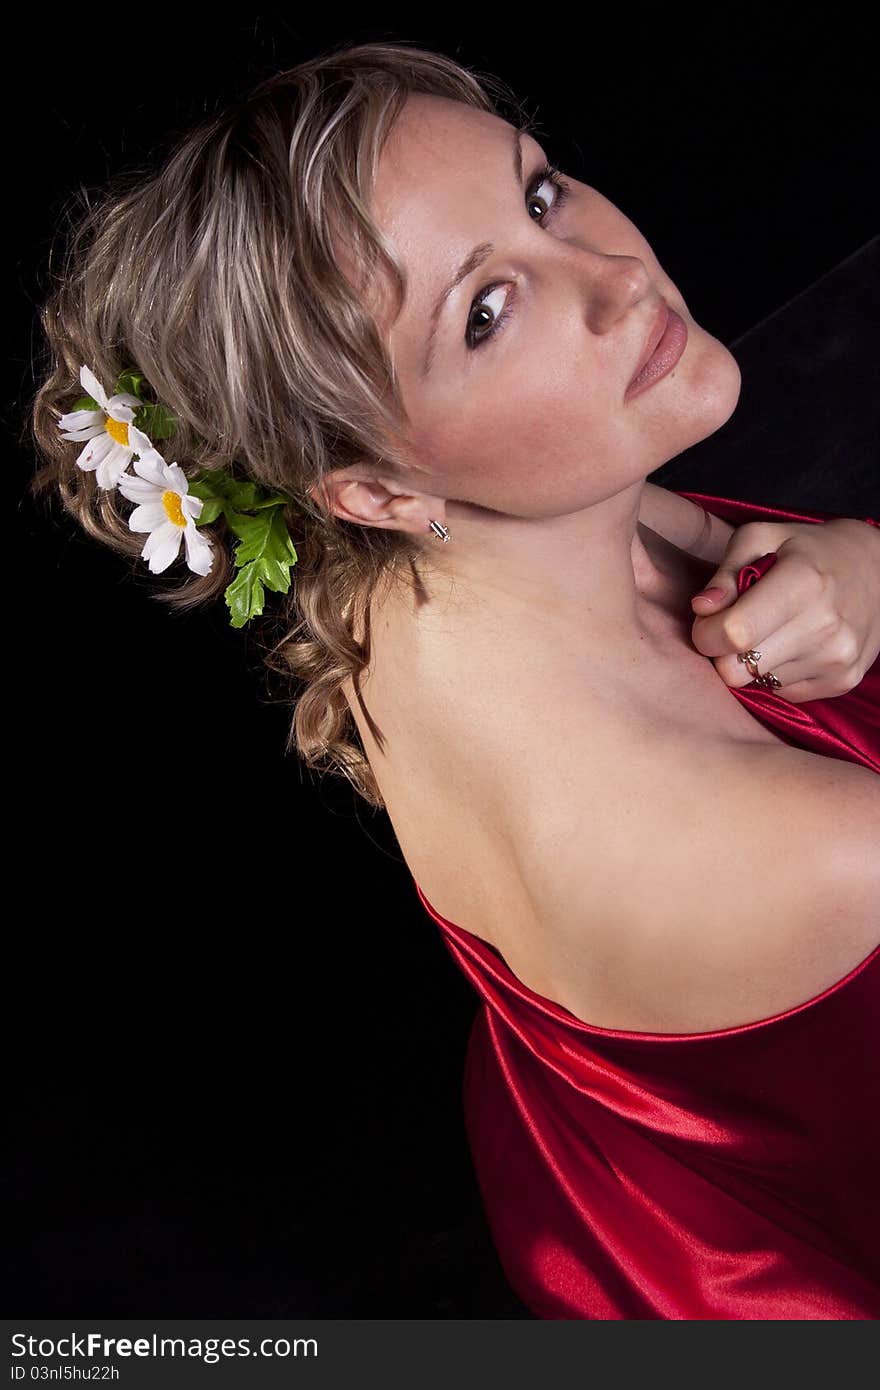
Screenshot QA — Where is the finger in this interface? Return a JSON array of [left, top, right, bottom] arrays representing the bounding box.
[[761, 664, 865, 703], [743, 672, 846, 704], [726, 651, 817, 697], [690, 556, 813, 659], [689, 524, 789, 615], [767, 678, 829, 704], [715, 630, 859, 702], [711, 615, 811, 689]]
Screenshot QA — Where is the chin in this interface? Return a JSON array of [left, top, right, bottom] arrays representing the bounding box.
[[680, 338, 743, 449]]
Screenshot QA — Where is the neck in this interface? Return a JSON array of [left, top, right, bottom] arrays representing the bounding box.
[[401, 480, 699, 658]]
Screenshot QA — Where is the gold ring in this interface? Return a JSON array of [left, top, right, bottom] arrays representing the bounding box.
[[737, 648, 781, 690]]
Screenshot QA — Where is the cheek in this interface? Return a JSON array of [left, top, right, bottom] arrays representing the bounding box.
[[444, 369, 574, 470], [428, 376, 630, 515]]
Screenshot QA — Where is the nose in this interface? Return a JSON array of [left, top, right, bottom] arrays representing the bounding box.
[[575, 250, 651, 333]]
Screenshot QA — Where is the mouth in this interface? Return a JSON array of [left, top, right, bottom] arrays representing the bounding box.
[[629, 301, 669, 387], [625, 300, 688, 401]]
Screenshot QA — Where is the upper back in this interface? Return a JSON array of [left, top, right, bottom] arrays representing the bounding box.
[[500, 711, 880, 1031], [343, 574, 880, 1035]]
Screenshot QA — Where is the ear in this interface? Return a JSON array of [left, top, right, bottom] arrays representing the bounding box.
[[308, 467, 448, 537]]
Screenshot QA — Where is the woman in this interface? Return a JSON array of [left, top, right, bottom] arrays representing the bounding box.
[[29, 40, 880, 1318]]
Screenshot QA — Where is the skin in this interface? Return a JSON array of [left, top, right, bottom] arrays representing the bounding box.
[[320, 92, 743, 673], [315, 93, 880, 1034]]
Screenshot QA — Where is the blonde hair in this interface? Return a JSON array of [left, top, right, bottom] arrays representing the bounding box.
[[27, 39, 536, 808]]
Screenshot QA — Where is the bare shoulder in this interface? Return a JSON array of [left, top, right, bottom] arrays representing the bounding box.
[[345, 566, 879, 1034], [505, 733, 880, 1034]]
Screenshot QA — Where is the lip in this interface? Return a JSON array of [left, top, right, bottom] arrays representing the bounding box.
[[625, 301, 688, 401]]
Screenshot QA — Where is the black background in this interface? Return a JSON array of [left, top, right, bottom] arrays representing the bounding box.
[[6, 7, 877, 1317]]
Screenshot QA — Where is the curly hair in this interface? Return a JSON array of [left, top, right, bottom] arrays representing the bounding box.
[[27, 38, 537, 808]]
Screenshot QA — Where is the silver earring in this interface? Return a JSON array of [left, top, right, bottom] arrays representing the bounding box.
[[375, 457, 451, 543]]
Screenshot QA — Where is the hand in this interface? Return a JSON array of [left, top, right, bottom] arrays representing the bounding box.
[[688, 518, 880, 703]]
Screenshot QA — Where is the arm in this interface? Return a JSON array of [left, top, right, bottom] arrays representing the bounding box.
[[641, 481, 880, 702], [638, 481, 735, 565]]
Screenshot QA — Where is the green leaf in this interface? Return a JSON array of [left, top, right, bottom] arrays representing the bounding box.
[[186, 467, 289, 514], [224, 508, 272, 566], [221, 479, 289, 513], [222, 505, 298, 627], [133, 401, 178, 441], [187, 473, 232, 508], [189, 468, 237, 501], [266, 507, 298, 567], [71, 394, 101, 413], [114, 369, 147, 400], [227, 506, 297, 569], [248, 491, 291, 511], [188, 472, 222, 497], [224, 563, 268, 628], [192, 496, 224, 526], [219, 480, 261, 512], [257, 554, 295, 593], [188, 476, 253, 530]]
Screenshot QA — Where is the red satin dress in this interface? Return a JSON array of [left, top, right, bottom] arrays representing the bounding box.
[[412, 492, 880, 1320]]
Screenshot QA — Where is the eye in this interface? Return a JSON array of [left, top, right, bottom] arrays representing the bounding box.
[[465, 163, 572, 351]]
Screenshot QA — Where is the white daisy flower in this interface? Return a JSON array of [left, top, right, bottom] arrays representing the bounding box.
[[117, 450, 214, 577], [57, 364, 155, 490]]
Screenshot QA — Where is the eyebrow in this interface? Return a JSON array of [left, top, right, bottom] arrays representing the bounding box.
[[420, 125, 527, 377]]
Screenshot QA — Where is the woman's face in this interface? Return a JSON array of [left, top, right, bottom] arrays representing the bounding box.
[[364, 92, 741, 518]]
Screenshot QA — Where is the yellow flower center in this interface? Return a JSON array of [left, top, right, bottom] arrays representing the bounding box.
[[105, 416, 130, 447], [162, 490, 188, 528]]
